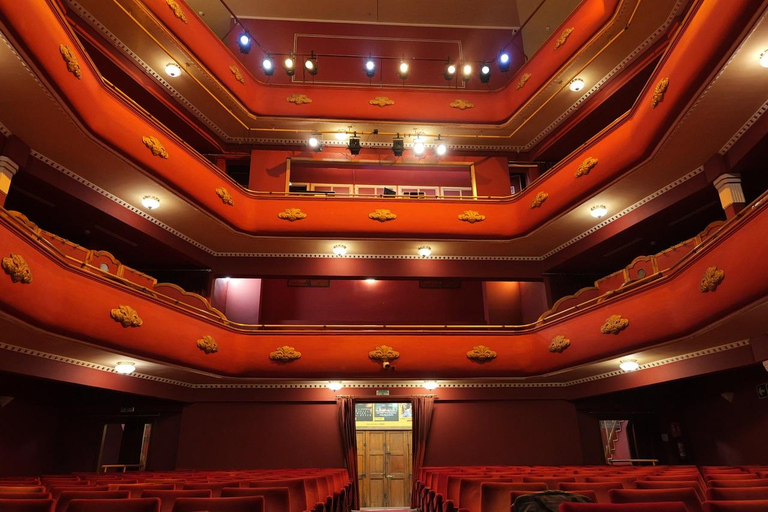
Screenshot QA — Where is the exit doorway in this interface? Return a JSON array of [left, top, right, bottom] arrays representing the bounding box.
[[355, 402, 413, 508]]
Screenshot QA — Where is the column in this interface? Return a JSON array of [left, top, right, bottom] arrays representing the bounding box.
[[712, 173, 746, 219], [0, 155, 19, 208]]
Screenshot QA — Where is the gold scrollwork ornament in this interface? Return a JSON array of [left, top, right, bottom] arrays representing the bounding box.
[[2, 253, 32, 284], [197, 335, 219, 354], [575, 157, 598, 178], [215, 187, 234, 206], [369, 96, 395, 107], [467, 345, 497, 362], [652, 77, 669, 108], [554, 28, 574, 50], [286, 94, 312, 105], [450, 99, 474, 110], [516, 73, 531, 90], [549, 335, 571, 353], [369, 345, 400, 363], [700, 266, 725, 292], [601, 314, 629, 335], [530, 191, 549, 208], [142, 136, 169, 159], [270, 346, 302, 362], [278, 208, 307, 221], [165, 0, 188, 23], [59, 44, 82, 79], [229, 66, 245, 84], [369, 209, 397, 222], [110, 305, 143, 328], [458, 210, 485, 223]]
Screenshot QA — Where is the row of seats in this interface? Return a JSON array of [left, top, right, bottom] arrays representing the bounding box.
[[0, 468, 352, 512], [416, 465, 768, 512]]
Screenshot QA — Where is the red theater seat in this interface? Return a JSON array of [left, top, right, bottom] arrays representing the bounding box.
[[480, 482, 548, 512], [0, 487, 46, 494], [250, 480, 307, 512], [609, 489, 703, 512], [587, 477, 639, 489], [50, 486, 110, 499], [704, 475, 758, 482], [141, 490, 212, 512], [635, 482, 704, 501], [220, 487, 291, 512], [708, 480, 768, 488], [55, 490, 130, 512], [109, 485, 175, 498], [523, 477, 578, 489], [182, 482, 244, 497], [66, 499, 161, 512], [559, 504, 688, 511], [703, 502, 768, 511], [0, 499, 55, 512], [560, 483, 624, 503], [706, 488, 768, 501], [171, 496, 265, 512], [0, 493, 52, 500]]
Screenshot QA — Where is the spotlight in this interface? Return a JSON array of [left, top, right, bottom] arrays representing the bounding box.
[[435, 136, 447, 156], [332, 244, 347, 256], [761, 50, 768, 68], [115, 362, 136, 375], [398, 61, 409, 80], [261, 55, 274, 76], [444, 61, 456, 80], [365, 278, 376, 284], [569, 78, 585, 92], [590, 205, 608, 218], [418, 246, 432, 257], [305, 52, 318, 76], [348, 133, 361, 155], [141, 195, 160, 210], [283, 53, 295, 76], [238, 32, 252, 54], [480, 63, 491, 84], [392, 134, 405, 156], [165, 63, 181, 78], [327, 381, 343, 391], [619, 359, 640, 372], [498, 52, 511, 72], [365, 56, 376, 78], [423, 380, 439, 391], [413, 137, 425, 156], [461, 63, 472, 82], [335, 131, 349, 141], [308, 135, 322, 152]]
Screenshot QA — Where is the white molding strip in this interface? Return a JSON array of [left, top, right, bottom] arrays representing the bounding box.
[[0, 339, 750, 390], [719, 96, 768, 155]]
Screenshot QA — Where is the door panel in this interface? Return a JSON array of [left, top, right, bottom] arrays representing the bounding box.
[[357, 429, 413, 508], [386, 430, 410, 507], [356, 431, 367, 508], [368, 431, 387, 507]]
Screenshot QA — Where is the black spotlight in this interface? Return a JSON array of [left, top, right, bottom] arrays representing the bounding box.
[[364, 55, 376, 78], [348, 133, 361, 155], [444, 60, 456, 80], [305, 51, 318, 76], [479, 62, 491, 83], [397, 61, 409, 81], [498, 52, 511, 72], [283, 52, 296, 76], [238, 32, 252, 54], [261, 55, 275, 76], [392, 134, 405, 157]]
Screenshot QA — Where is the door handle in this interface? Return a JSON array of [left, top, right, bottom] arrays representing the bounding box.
[[386, 475, 394, 478]]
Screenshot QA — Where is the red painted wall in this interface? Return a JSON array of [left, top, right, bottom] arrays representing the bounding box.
[[175, 402, 345, 469], [289, 165, 472, 188], [0, 398, 59, 476], [259, 279, 486, 325], [483, 282, 523, 325], [211, 278, 262, 324], [424, 400, 586, 465]]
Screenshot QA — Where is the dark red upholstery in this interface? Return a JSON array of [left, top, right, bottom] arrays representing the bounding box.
[[0, 486, 46, 493], [220, 487, 291, 512], [523, 477, 578, 489], [703, 502, 768, 511], [560, 483, 624, 503], [250, 479, 306, 512], [55, 490, 130, 512], [0, 493, 51, 499], [609, 489, 703, 512], [587, 477, 639, 489], [706, 488, 768, 501], [50, 486, 109, 499], [141, 490, 212, 512], [708, 480, 768, 488], [171, 496, 265, 512], [109, 485, 175, 499], [635, 482, 704, 501], [66, 498, 160, 512], [480, 482, 547, 512], [183, 482, 244, 497], [559, 504, 688, 511], [704, 475, 757, 482], [0, 499, 55, 512]]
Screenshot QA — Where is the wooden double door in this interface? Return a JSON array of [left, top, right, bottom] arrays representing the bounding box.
[[356, 430, 412, 508]]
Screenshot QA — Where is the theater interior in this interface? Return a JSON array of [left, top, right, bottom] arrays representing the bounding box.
[[1, 0, 768, 511]]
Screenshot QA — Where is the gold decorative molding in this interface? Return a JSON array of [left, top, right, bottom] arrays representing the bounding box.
[[369, 96, 395, 108], [516, 73, 531, 90], [215, 187, 234, 206], [278, 208, 307, 221], [575, 156, 599, 178], [549, 335, 571, 353], [59, 45, 82, 79], [652, 77, 669, 108], [110, 305, 143, 328], [554, 27, 574, 50], [467, 345, 497, 362], [197, 335, 219, 354], [700, 266, 725, 292], [368, 209, 397, 222], [530, 191, 549, 208], [286, 94, 312, 105], [2, 254, 32, 284], [450, 99, 474, 110], [165, 0, 188, 23], [458, 210, 485, 223], [142, 136, 169, 159], [601, 314, 629, 335], [369, 345, 400, 363], [270, 346, 302, 363], [229, 65, 245, 84]]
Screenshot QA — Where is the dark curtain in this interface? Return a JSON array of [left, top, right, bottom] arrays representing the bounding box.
[[337, 397, 359, 510], [411, 396, 435, 507]]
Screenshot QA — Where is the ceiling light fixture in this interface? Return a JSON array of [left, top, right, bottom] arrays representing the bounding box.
[[413, 137, 426, 156], [590, 205, 608, 218], [444, 61, 456, 80], [141, 196, 160, 210], [365, 56, 376, 78], [165, 63, 181, 77], [283, 53, 295, 76], [479, 63, 491, 83], [569, 78, 585, 92], [335, 131, 349, 141], [619, 359, 640, 372], [498, 52, 511, 72], [461, 63, 472, 82], [115, 362, 136, 375], [308, 134, 322, 152], [365, 278, 376, 283], [423, 380, 439, 391], [332, 244, 347, 256], [261, 55, 274, 76], [305, 52, 318, 76], [392, 134, 405, 156], [327, 381, 343, 391], [237, 32, 252, 54], [435, 136, 447, 156], [418, 246, 432, 257], [398, 61, 409, 80], [760, 50, 768, 68]]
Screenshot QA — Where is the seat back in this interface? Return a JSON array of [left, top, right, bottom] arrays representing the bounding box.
[[703, 502, 768, 511], [706, 488, 768, 501], [182, 482, 243, 497], [560, 482, 623, 503], [220, 487, 291, 512], [141, 490, 212, 512], [172, 496, 265, 512], [458, 478, 517, 510], [250, 479, 306, 512], [51, 486, 109, 499], [522, 477, 577, 489], [0, 499, 55, 512], [709, 480, 768, 488], [635, 481, 704, 501], [67, 498, 161, 512], [0, 493, 52, 500], [56, 490, 130, 512], [110, 485, 175, 499], [559, 503, 688, 511], [480, 482, 547, 512], [0, 486, 46, 494], [609, 488, 703, 512]]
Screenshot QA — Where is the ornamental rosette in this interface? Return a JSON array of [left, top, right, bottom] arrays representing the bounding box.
[[601, 314, 629, 335], [270, 346, 302, 362], [467, 345, 497, 362], [197, 335, 219, 354], [700, 266, 725, 292], [110, 305, 143, 328], [549, 335, 570, 353], [2, 253, 32, 284], [368, 345, 400, 363]]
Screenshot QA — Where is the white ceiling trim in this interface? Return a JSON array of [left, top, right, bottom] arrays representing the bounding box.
[[719, 96, 768, 155]]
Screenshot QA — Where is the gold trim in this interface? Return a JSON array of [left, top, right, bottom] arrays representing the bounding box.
[[549, 335, 571, 353], [516, 73, 531, 90], [141, 136, 169, 159], [110, 305, 143, 328], [450, 99, 474, 110], [467, 345, 497, 362], [458, 210, 485, 223], [1, 253, 32, 284], [286, 94, 312, 105], [165, 0, 188, 23], [554, 27, 574, 50], [270, 346, 302, 362], [700, 266, 725, 292], [530, 191, 548, 208], [575, 156, 598, 178], [278, 208, 307, 221], [369, 345, 400, 363], [652, 77, 669, 108], [229, 65, 245, 84], [215, 187, 234, 206], [197, 335, 219, 354], [59, 44, 82, 79], [369, 96, 395, 107], [368, 209, 397, 222], [601, 314, 629, 335]]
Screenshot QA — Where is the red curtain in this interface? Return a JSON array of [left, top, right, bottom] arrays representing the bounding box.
[[337, 397, 360, 510], [411, 396, 435, 507]]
